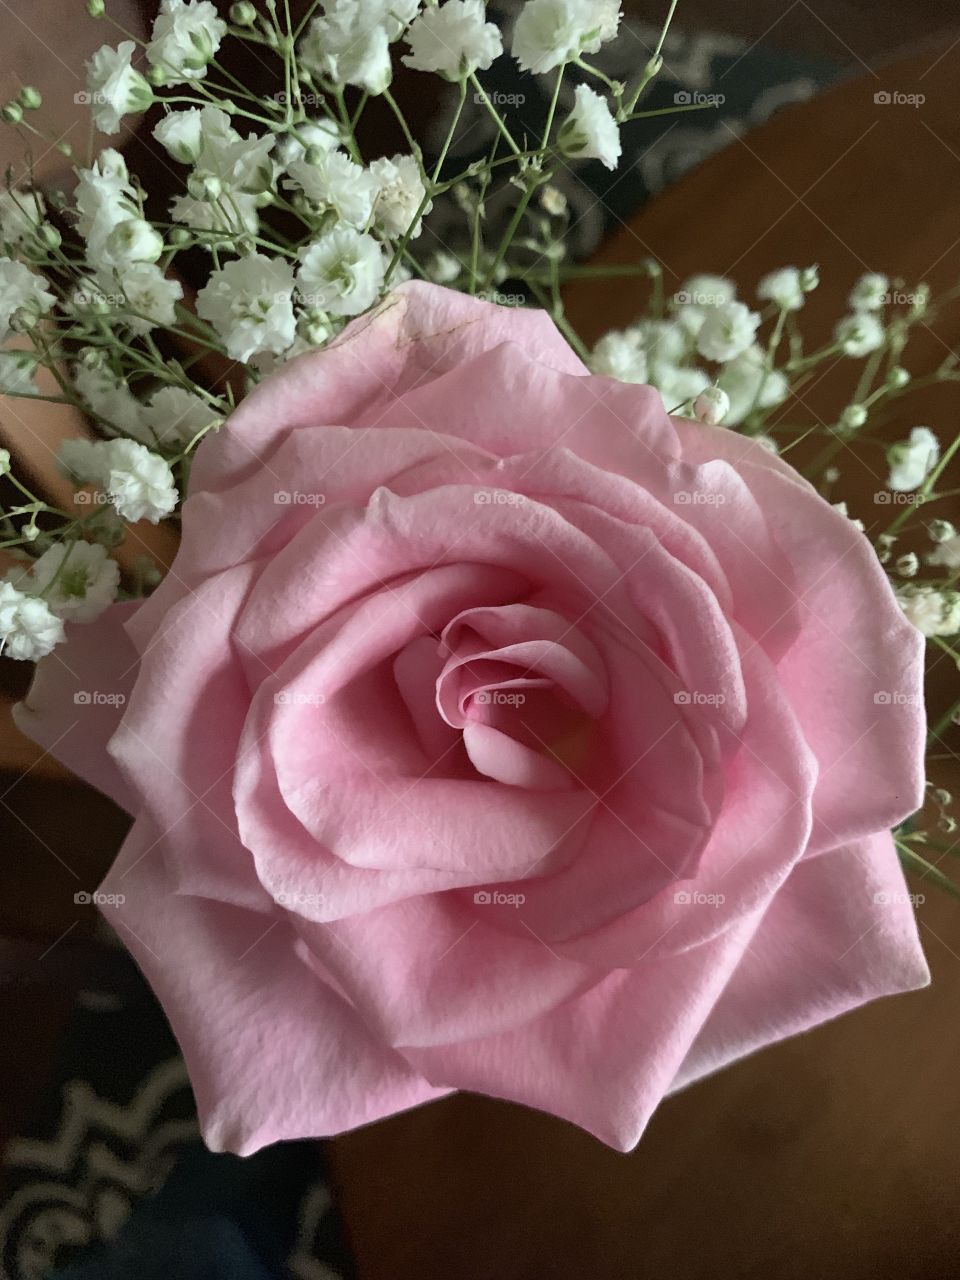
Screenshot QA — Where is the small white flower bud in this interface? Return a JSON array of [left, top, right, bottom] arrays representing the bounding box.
[[692, 386, 730, 426], [839, 404, 867, 431], [928, 519, 956, 543]]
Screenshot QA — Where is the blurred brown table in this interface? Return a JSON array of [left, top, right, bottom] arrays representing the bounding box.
[[328, 43, 960, 1280]]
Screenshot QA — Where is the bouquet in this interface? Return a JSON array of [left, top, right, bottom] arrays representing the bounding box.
[[1, 0, 956, 1150]]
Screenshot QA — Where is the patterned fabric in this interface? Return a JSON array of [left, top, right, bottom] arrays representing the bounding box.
[[0, 965, 354, 1280]]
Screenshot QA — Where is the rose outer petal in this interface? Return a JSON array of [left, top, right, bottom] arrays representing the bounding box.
[[99, 816, 448, 1155], [400, 835, 927, 1153]]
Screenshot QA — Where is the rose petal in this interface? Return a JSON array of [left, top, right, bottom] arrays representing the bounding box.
[[671, 831, 930, 1091], [190, 282, 588, 495], [100, 816, 446, 1155]]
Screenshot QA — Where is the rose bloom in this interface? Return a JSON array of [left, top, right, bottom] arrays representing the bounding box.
[[18, 283, 928, 1153]]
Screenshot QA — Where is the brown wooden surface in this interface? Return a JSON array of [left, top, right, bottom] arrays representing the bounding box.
[[327, 44, 960, 1280]]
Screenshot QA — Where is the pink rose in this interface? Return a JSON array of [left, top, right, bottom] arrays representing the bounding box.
[[17, 283, 928, 1153]]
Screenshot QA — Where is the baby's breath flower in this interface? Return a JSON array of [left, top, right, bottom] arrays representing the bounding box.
[[300, 8, 394, 95], [74, 150, 139, 265], [849, 272, 889, 312], [146, 0, 227, 85], [716, 344, 789, 425], [590, 329, 647, 383], [286, 149, 379, 229], [153, 108, 204, 163], [839, 403, 867, 432], [297, 228, 385, 317], [425, 251, 461, 284], [102, 217, 165, 266], [757, 266, 805, 311], [85, 41, 153, 135], [0, 189, 45, 250], [513, 0, 620, 74], [0, 582, 64, 660], [898, 585, 960, 638], [73, 363, 146, 436], [404, 0, 503, 79], [59, 438, 178, 523], [276, 119, 341, 169], [0, 349, 39, 395], [895, 552, 919, 578], [835, 312, 884, 357], [103, 440, 179, 523], [693, 385, 730, 426], [0, 259, 55, 342], [8, 540, 119, 623], [370, 154, 431, 238], [927, 519, 956, 544], [654, 364, 710, 409], [558, 84, 621, 170], [696, 300, 760, 363], [928, 533, 960, 571], [887, 426, 939, 492], [196, 253, 297, 362], [142, 387, 222, 448]]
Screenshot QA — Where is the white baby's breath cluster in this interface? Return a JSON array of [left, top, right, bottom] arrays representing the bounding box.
[[0, 0, 659, 662]]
